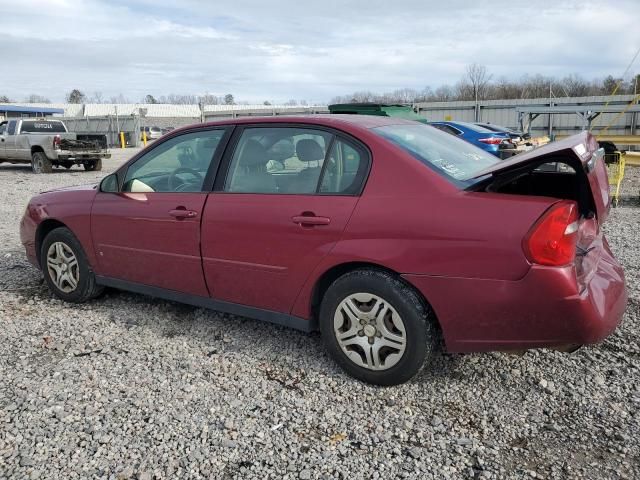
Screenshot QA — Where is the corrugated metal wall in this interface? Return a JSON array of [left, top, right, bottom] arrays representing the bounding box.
[[415, 95, 639, 136]]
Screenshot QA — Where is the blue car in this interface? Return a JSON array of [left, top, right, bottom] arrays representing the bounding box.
[[428, 121, 511, 156]]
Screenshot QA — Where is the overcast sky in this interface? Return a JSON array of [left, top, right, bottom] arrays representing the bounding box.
[[1, 0, 639, 103]]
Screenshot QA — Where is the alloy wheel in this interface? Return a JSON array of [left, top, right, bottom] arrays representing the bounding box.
[[333, 292, 407, 371], [46, 242, 79, 293]]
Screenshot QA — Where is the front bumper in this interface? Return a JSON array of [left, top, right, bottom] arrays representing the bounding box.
[[19, 209, 39, 268], [403, 245, 627, 353]]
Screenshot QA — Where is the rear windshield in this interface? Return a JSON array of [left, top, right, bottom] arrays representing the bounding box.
[[373, 124, 499, 187], [452, 122, 496, 133], [20, 121, 66, 133]]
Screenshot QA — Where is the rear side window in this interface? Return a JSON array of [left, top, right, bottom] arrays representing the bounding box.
[[19, 121, 67, 133], [224, 127, 370, 195], [374, 124, 499, 187], [319, 139, 368, 194], [225, 127, 332, 194]]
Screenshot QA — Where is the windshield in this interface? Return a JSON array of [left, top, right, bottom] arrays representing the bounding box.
[[373, 124, 500, 187]]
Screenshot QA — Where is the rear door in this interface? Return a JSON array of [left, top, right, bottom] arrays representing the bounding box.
[[91, 127, 231, 296], [201, 125, 370, 314]]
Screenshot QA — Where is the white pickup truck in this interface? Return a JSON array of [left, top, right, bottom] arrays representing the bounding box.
[[0, 119, 110, 173]]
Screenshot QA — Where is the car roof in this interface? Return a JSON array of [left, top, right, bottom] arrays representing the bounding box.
[[176, 114, 418, 134]]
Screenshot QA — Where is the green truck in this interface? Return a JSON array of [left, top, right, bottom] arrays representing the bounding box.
[[328, 103, 427, 123]]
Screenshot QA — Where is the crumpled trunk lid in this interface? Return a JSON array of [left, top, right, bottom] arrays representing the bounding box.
[[467, 132, 610, 225]]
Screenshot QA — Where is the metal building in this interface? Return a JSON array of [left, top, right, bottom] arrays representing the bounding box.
[[0, 105, 64, 120]]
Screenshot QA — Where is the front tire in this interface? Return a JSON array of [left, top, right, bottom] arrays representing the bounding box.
[[84, 159, 102, 171], [319, 269, 437, 386], [31, 151, 52, 174], [41, 227, 103, 303]]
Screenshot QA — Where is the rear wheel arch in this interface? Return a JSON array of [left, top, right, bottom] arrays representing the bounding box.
[[311, 262, 441, 332], [31, 145, 45, 155]]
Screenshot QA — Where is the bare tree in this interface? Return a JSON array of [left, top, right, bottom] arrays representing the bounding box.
[[24, 94, 51, 103], [561, 74, 589, 97], [432, 85, 454, 102], [0, 95, 10, 103], [199, 93, 218, 105], [465, 63, 492, 102], [109, 93, 130, 103]]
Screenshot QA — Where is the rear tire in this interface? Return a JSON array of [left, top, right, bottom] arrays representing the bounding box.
[[319, 269, 438, 386], [84, 159, 102, 171], [41, 227, 104, 303], [31, 151, 52, 174]]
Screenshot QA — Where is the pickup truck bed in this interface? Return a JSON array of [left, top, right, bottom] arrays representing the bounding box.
[[0, 119, 111, 173]]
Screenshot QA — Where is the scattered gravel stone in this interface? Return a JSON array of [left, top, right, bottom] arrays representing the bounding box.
[[0, 150, 639, 479]]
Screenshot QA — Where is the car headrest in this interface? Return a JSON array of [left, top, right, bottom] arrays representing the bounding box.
[[296, 139, 325, 162], [238, 140, 267, 167], [269, 139, 295, 161]]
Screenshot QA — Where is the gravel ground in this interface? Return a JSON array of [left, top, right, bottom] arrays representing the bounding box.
[[0, 151, 639, 480]]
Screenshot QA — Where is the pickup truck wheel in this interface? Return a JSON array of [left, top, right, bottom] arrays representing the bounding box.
[[41, 227, 104, 303], [31, 151, 52, 174], [319, 269, 438, 386], [84, 159, 102, 171]]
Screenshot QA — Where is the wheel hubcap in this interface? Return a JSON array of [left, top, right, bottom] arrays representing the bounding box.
[[46, 242, 79, 293], [333, 293, 407, 371]]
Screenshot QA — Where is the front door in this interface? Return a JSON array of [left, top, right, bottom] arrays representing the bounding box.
[[91, 127, 230, 296], [3, 120, 18, 159], [201, 125, 370, 314]]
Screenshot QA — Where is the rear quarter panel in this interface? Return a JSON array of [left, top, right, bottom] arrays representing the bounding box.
[[290, 136, 557, 318]]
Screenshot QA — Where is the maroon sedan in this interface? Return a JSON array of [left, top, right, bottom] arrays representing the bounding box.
[[20, 115, 627, 385]]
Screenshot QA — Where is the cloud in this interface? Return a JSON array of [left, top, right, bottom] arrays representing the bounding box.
[[0, 0, 638, 102]]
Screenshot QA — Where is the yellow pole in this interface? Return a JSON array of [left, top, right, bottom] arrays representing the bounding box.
[[119, 131, 125, 149], [142, 129, 148, 147]]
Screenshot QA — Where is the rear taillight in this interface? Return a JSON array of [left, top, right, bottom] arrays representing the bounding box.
[[523, 201, 579, 266], [53, 135, 61, 149], [478, 137, 504, 145]]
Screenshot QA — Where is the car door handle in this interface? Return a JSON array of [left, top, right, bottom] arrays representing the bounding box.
[[169, 208, 198, 219], [292, 214, 331, 226]]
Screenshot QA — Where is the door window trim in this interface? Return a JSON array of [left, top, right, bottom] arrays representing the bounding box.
[[114, 126, 234, 193], [213, 123, 372, 196]]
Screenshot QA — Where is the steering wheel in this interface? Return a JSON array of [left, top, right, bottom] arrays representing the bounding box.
[[168, 167, 203, 192]]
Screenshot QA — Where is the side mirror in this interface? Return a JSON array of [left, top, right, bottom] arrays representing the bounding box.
[[100, 174, 119, 193]]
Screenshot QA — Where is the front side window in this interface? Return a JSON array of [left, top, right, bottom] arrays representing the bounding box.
[[374, 124, 499, 187], [123, 129, 226, 193], [7, 121, 17, 135], [225, 127, 332, 194]]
